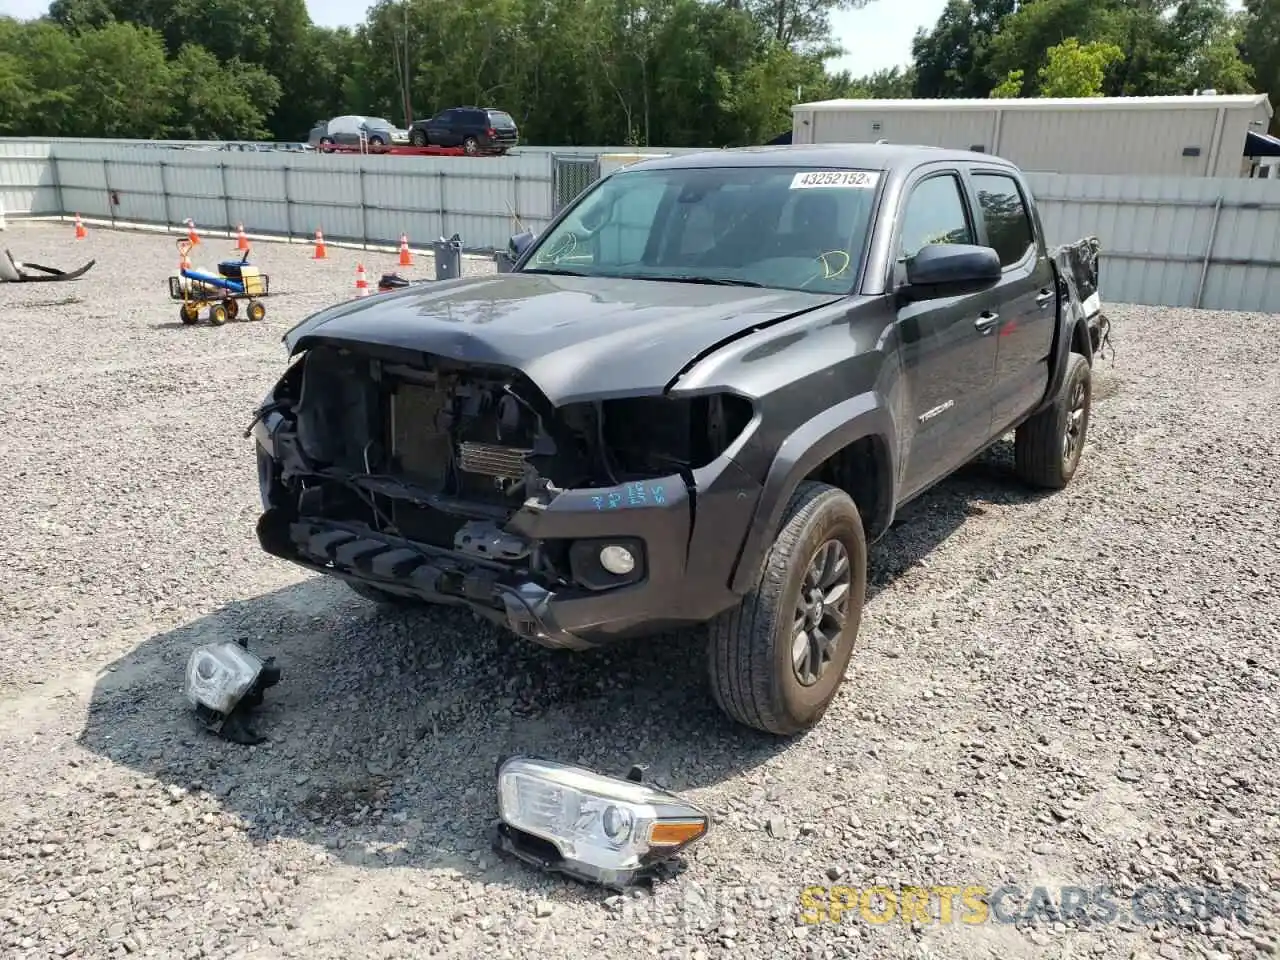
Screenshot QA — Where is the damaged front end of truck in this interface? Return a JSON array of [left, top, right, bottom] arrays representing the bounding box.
[[249, 335, 765, 650]]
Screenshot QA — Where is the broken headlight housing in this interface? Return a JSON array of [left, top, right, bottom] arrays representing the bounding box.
[[184, 640, 281, 745], [494, 757, 711, 890]]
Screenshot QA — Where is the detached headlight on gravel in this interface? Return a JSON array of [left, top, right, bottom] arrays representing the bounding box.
[[184, 640, 281, 745], [493, 757, 710, 890]]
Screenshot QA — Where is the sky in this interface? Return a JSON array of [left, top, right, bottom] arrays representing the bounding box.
[[0, 0, 945, 76]]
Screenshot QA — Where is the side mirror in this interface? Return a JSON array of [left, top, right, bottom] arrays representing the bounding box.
[[901, 243, 1002, 301], [508, 229, 535, 259]]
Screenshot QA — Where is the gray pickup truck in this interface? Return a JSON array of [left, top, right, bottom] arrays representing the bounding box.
[[249, 143, 1109, 736]]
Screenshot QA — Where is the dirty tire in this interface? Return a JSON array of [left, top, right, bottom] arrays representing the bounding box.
[[208, 303, 228, 326], [223, 298, 239, 320], [179, 304, 199, 325], [1014, 352, 1092, 490], [247, 300, 266, 322], [707, 481, 867, 736], [345, 580, 426, 608]]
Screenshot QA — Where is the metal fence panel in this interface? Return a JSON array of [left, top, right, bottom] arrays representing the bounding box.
[[0, 141, 57, 216], [551, 155, 601, 214], [1025, 172, 1280, 312], [0, 139, 555, 251]]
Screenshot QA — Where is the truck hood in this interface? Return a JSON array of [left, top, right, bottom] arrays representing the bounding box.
[[283, 272, 842, 405]]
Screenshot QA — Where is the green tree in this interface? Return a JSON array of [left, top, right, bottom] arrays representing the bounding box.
[[1241, 0, 1279, 133], [166, 44, 282, 140], [70, 22, 173, 138], [910, 0, 1014, 98], [990, 68, 1025, 98], [1037, 37, 1124, 97], [9, 20, 85, 136], [922, 0, 1253, 98]]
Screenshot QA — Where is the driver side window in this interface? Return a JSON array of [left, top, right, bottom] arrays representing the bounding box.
[[898, 174, 974, 263]]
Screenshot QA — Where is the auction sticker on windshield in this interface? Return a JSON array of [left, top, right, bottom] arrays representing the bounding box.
[[790, 170, 880, 189]]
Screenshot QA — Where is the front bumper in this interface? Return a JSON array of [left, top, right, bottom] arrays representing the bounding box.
[[253, 416, 762, 650]]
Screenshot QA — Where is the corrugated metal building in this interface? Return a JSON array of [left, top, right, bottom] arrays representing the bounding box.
[[790, 94, 1274, 177]]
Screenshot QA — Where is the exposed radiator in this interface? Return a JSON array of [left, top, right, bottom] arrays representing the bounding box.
[[458, 441, 530, 478], [390, 383, 451, 485]]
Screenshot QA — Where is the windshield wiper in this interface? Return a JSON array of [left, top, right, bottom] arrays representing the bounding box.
[[616, 274, 765, 287], [521, 266, 590, 276]]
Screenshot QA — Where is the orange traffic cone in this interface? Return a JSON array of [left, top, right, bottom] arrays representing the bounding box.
[[355, 263, 369, 297], [236, 224, 250, 251], [312, 229, 327, 259], [185, 219, 200, 245], [74, 214, 87, 240], [398, 234, 413, 267]]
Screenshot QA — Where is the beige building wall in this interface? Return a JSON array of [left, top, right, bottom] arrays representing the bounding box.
[[791, 96, 1275, 178]]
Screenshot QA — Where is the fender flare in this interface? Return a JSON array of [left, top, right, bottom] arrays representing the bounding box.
[[728, 391, 897, 595]]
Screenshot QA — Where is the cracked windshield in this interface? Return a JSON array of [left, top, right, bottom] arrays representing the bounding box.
[[523, 165, 881, 294]]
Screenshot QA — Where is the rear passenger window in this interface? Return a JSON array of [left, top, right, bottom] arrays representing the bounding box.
[[899, 174, 974, 261], [972, 173, 1035, 267]]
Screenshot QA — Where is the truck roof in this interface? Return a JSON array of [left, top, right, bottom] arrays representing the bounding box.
[[628, 142, 1019, 173]]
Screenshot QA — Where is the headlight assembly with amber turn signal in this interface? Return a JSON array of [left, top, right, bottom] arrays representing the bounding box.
[[493, 757, 711, 890]]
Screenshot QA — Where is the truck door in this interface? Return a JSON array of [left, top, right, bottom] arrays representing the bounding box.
[[966, 170, 1057, 433], [892, 168, 1000, 498]]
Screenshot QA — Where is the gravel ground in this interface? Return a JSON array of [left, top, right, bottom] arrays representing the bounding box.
[[1, 219, 1278, 960]]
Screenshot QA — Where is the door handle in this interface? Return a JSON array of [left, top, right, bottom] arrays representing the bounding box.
[[1035, 288, 1055, 308], [974, 312, 1000, 334]]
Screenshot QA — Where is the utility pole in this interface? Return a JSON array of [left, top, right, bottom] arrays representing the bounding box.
[[402, 1, 412, 126]]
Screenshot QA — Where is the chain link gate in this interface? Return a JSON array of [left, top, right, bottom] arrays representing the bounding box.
[[551, 155, 602, 215]]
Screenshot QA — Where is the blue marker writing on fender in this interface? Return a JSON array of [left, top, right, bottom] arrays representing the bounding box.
[[588, 481, 669, 509]]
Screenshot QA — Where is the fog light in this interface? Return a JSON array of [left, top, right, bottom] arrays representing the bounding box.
[[183, 640, 281, 745], [494, 757, 710, 890], [599, 544, 635, 575]]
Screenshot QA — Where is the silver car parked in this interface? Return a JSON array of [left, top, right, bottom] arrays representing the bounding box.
[[307, 115, 409, 151]]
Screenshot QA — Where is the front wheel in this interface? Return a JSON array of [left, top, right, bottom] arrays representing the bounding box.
[[707, 481, 867, 736], [1013, 352, 1092, 489], [410, 129, 429, 147]]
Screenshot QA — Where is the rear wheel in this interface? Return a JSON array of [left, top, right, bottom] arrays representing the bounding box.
[[179, 304, 199, 325], [208, 303, 228, 326], [246, 300, 266, 322], [707, 482, 867, 736], [1014, 352, 1092, 489], [462, 136, 479, 155]]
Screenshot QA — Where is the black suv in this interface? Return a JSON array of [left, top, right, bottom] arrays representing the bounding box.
[[408, 107, 518, 154]]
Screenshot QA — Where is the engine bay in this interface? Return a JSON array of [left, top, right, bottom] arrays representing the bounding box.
[[268, 344, 754, 561]]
